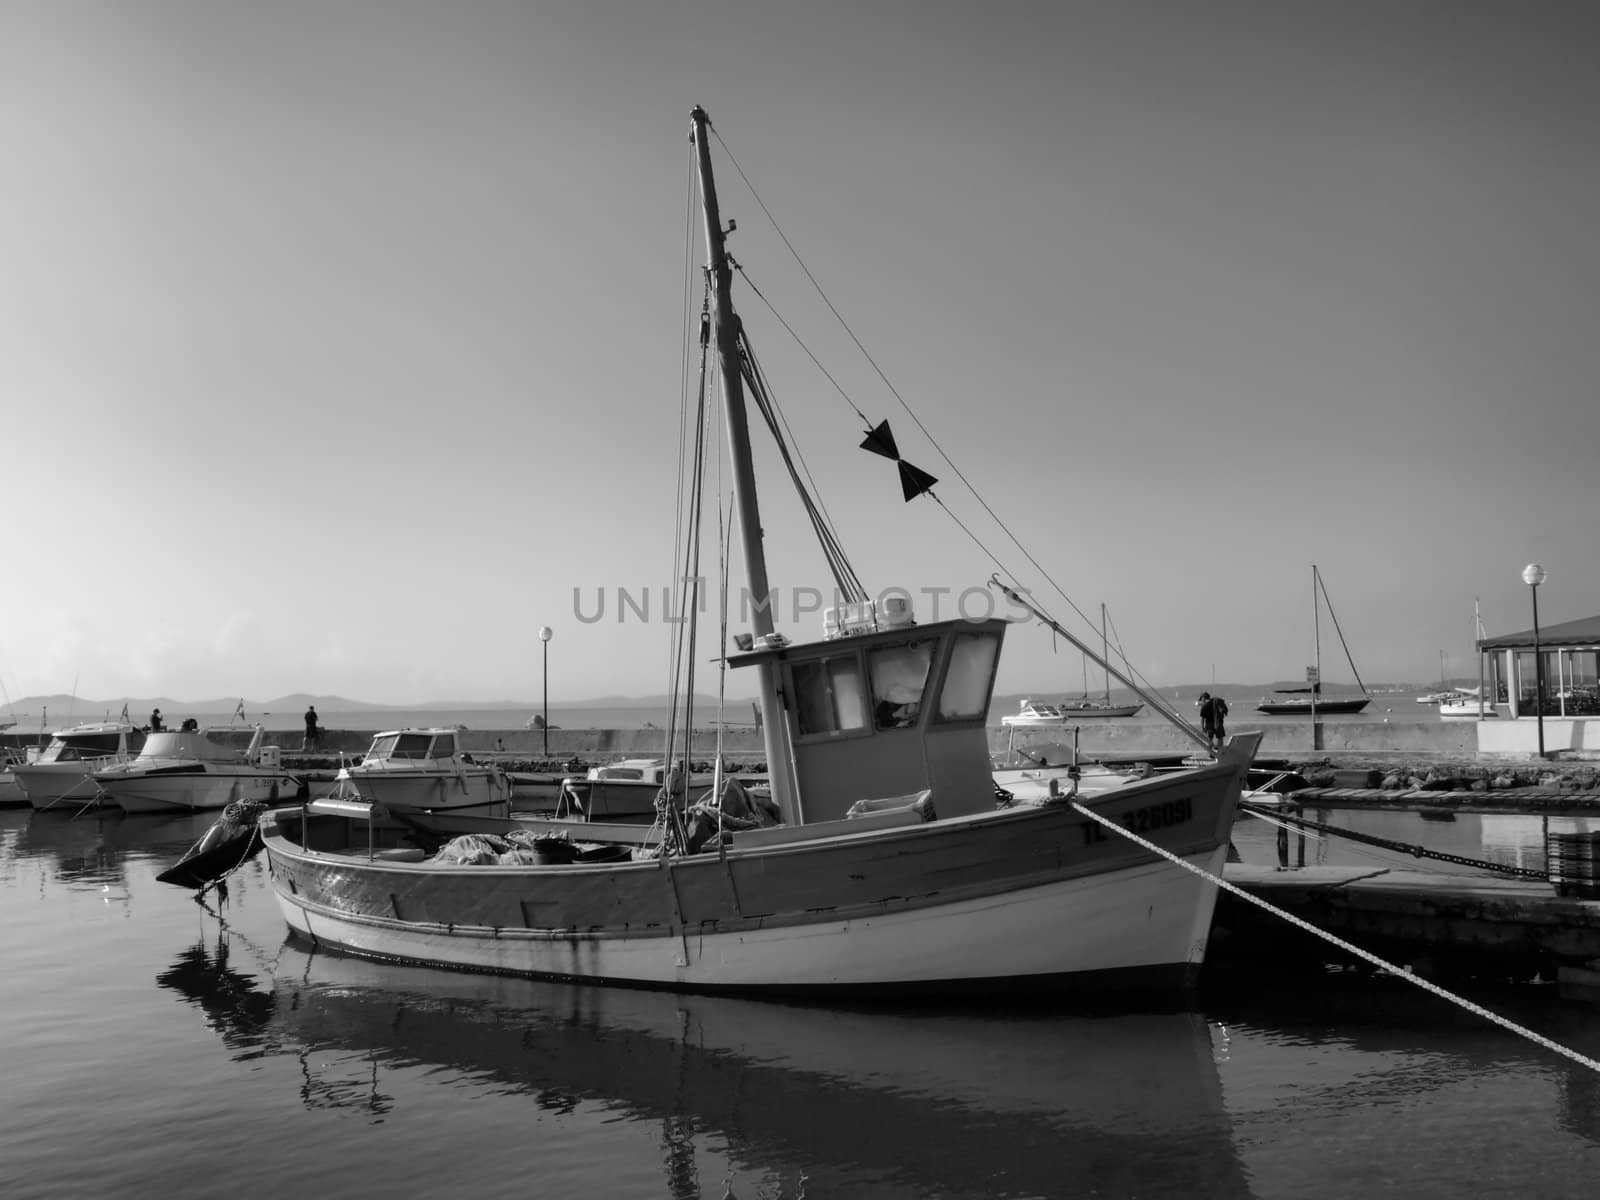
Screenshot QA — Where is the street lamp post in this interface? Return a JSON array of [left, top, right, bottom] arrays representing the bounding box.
[[538, 626, 553, 759], [1521, 564, 1547, 760]]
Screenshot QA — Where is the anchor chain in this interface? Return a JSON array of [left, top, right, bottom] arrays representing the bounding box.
[[1241, 801, 1551, 880]]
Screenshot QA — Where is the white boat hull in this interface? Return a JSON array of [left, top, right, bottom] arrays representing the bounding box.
[[13, 764, 112, 811], [336, 770, 508, 815], [276, 843, 1228, 990], [107, 770, 299, 814]]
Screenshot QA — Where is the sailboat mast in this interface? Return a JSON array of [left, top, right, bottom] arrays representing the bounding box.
[[689, 106, 798, 823], [1101, 603, 1112, 704]]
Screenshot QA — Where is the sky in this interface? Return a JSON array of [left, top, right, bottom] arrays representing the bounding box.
[[2, 0, 1597, 708]]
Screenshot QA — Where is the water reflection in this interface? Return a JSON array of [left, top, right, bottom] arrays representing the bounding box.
[[6, 809, 216, 889], [159, 936, 1252, 1199], [1235, 806, 1555, 876]]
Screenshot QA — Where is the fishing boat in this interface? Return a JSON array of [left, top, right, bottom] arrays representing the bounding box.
[[1256, 565, 1372, 716], [12, 720, 145, 811], [327, 728, 511, 816], [259, 105, 1257, 999], [94, 724, 301, 814]]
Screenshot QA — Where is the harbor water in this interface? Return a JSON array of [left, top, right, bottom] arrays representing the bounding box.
[[4, 804, 1600, 1199]]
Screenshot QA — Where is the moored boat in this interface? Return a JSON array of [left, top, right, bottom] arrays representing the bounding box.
[[1002, 697, 1144, 725], [12, 721, 145, 811], [1437, 692, 1499, 719], [1256, 565, 1372, 716], [0, 750, 26, 807], [1255, 693, 1370, 716], [260, 105, 1257, 1000], [95, 725, 301, 814], [328, 728, 511, 816]]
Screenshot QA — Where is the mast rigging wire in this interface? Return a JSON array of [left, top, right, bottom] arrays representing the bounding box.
[[706, 121, 1190, 725]]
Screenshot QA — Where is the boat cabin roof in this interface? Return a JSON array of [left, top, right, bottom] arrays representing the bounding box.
[[136, 728, 258, 761], [363, 728, 461, 761], [47, 721, 137, 739]]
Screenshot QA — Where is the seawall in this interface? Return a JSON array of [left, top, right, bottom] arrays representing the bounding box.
[[0, 717, 1511, 765]]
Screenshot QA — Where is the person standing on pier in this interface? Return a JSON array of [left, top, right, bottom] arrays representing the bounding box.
[[1198, 692, 1229, 753], [303, 705, 321, 751]]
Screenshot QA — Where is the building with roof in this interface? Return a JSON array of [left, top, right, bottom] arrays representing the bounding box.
[[1473, 614, 1600, 756]]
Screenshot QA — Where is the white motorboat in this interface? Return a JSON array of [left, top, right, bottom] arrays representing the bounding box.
[[11, 721, 145, 811], [0, 749, 26, 807], [327, 728, 511, 816], [94, 725, 301, 814], [1437, 691, 1499, 719], [1002, 698, 1143, 726]]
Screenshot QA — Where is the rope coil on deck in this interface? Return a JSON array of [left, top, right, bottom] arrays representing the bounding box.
[[1071, 799, 1600, 1077]]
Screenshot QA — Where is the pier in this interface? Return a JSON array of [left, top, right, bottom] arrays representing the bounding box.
[[1213, 863, 1600, 983]]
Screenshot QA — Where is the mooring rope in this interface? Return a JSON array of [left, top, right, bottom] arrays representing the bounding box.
[[1069, 798, 1600, 1076]]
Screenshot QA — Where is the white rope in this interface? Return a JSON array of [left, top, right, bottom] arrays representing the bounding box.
[[1070, 799, 1600, 1076]]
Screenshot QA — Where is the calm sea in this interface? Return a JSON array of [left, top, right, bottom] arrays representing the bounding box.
[[4, 804, 1599, 1199]]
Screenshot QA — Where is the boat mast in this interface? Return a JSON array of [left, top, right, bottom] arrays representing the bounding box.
[[689, 106, 799, 824], [1100, 603, 1112, 705], [1311, 563, 1321, 723]]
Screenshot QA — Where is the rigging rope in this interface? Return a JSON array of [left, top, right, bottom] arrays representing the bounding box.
[[1315, 565, 1370, 696], [736, 325, 866, 605], [710, 127, 1190, 726], [1071, 799, 1600, 1076]]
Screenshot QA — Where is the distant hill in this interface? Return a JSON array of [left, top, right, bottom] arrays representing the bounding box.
[[5, 680, 1452, 723], [0, 691, 760, 716]]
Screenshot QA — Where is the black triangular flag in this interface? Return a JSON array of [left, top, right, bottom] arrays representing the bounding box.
[[859, 420, 900, 461], [897, 460, 938, 503]]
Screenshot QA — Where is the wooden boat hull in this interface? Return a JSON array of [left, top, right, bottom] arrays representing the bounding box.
[[263, 755, 1247, 997]]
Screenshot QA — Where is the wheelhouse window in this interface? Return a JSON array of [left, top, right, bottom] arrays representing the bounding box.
[[935, 630, 1002, 722], [431, 732, 456, 757], [394, 733, 435, 759], [793, 654, 869, 736], [50, 733, 123, 761], [869, 640, 935, 729]]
